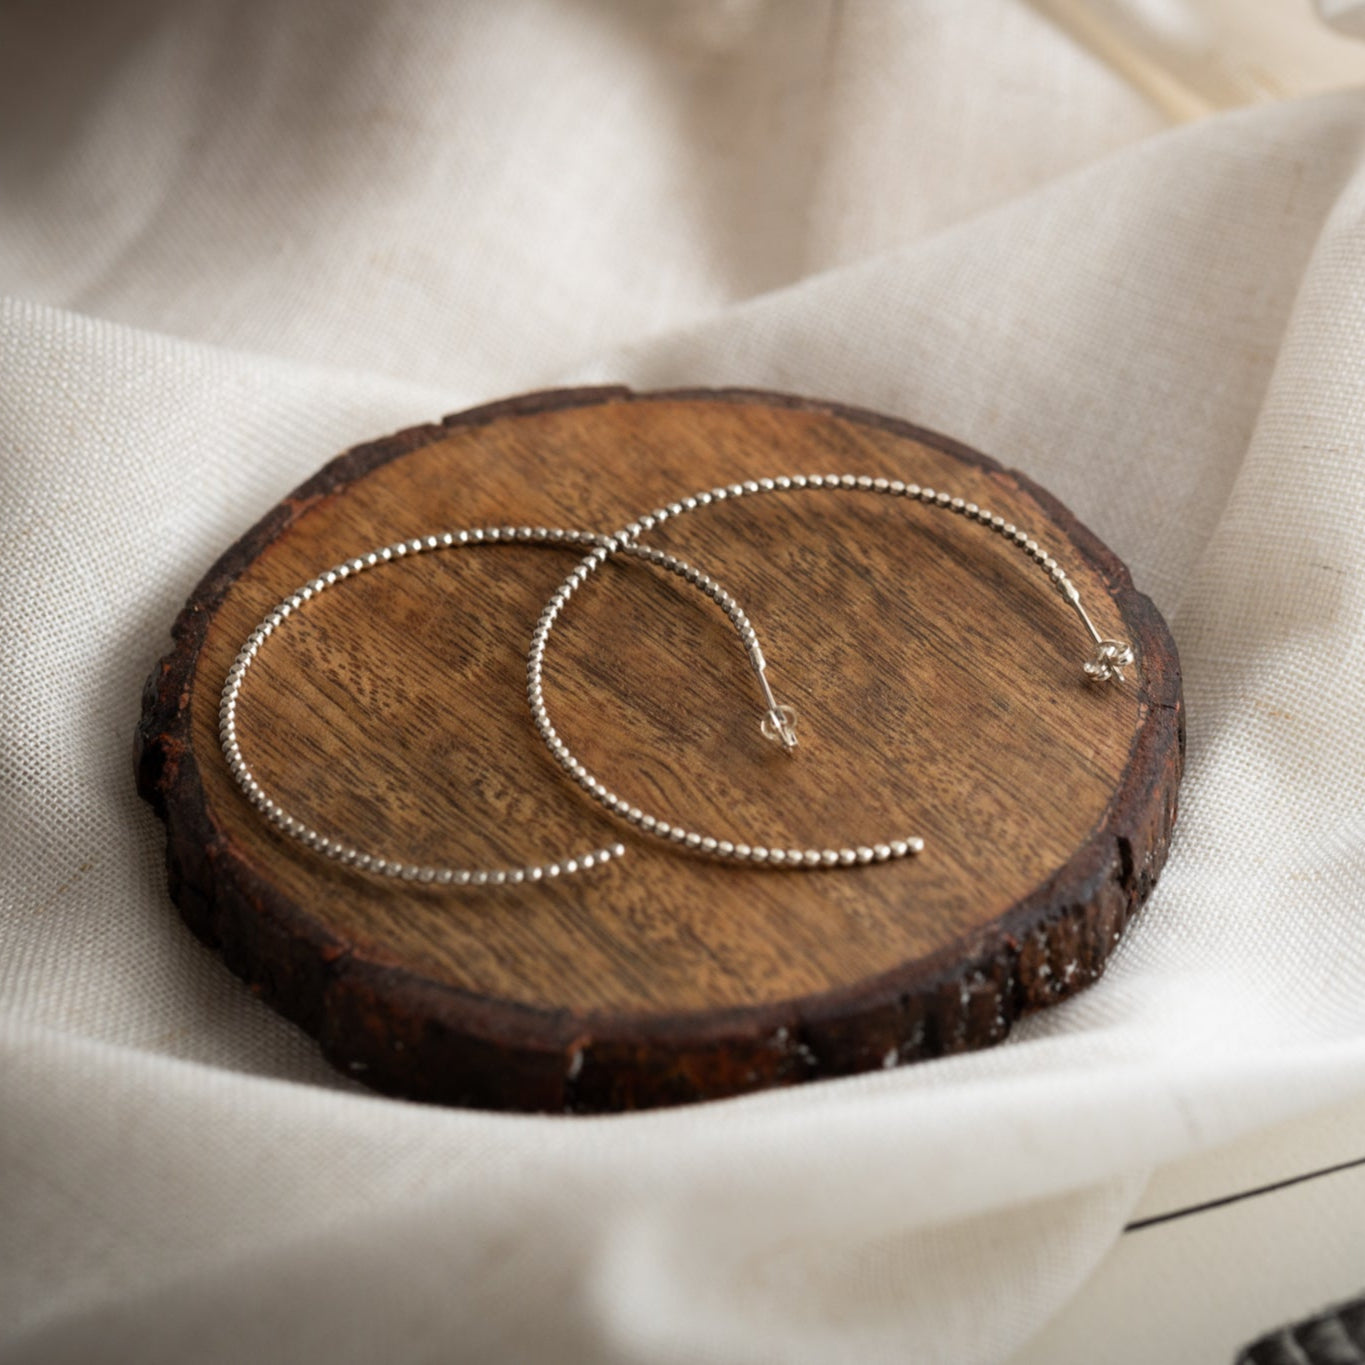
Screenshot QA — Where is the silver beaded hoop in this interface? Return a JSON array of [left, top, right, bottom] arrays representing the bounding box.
[[220, 526, 781, 886], [527, 474, 1137, 869]]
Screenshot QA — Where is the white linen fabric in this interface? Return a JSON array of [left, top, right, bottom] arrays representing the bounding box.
[[3, 3, 1365, 1362]]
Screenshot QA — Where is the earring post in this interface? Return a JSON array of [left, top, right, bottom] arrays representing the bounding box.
[[756, 672, 798, 752]]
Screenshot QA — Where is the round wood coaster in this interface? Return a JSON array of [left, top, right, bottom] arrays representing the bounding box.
[[136, 388, 1183, 1113]]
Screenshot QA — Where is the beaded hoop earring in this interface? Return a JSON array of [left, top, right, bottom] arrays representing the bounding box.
[[221, 525, 782, 886], [527, 474, 1136, 869]]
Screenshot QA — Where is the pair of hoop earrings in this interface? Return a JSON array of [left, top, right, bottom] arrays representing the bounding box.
[[220, 473, 1135, 887]]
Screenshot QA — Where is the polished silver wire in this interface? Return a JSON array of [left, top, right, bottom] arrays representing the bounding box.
[[527, 473, 1136, 867], [220, 526, 781, 885], [223, 476, 1134, 885]]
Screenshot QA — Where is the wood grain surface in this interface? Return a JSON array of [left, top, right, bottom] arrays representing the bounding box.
[[136, 388, 1183, 1112]]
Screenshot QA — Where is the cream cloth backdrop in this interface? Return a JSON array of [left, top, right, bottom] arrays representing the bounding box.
[[4, 3, 1365, 1362]]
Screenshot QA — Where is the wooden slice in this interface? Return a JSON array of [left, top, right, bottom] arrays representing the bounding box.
[[135, 388, 1183, 1112]]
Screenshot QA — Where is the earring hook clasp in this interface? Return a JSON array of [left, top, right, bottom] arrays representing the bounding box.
[[755, 668, 798, 753]]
